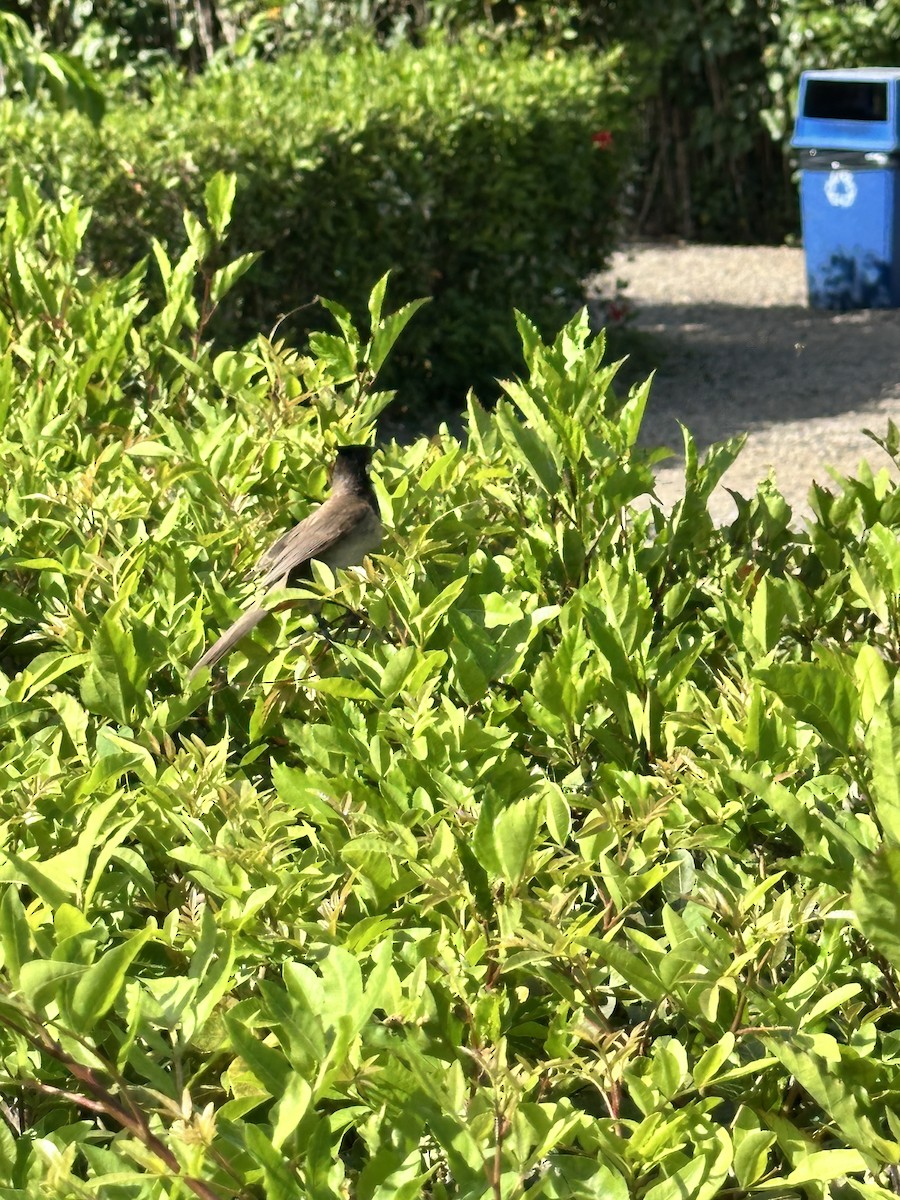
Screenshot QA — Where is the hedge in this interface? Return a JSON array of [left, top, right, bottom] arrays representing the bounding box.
[[0, 36, 631, 411], [2, 170, 900, 1199]]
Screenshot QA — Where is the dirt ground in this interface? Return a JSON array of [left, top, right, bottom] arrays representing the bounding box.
[[593, 243, 900, 522]]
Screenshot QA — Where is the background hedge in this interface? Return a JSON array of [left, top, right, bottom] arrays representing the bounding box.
[[0, 37, 631, 411], [11, 0, 900, 243]]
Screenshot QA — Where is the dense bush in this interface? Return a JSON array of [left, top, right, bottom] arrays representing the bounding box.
[[0, 11, 104, 123], [762, 0, 900, 141], [0, 36, 630, 411], [2, 176, 900, 1197], [20, 0, 900, 242], [15, 0, 900, 242]]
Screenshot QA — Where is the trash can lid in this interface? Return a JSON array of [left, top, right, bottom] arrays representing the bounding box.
[[791, 68, 900, 152]]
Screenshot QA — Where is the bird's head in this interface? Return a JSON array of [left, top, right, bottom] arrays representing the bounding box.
[[332, 444, 377, 492]]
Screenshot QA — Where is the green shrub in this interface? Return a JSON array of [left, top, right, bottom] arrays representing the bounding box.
[[0, 36, 631, 412], [0, 11, 104, 123], [18, 0, 900, 246], [2, 175, 900, 1197], [763, 0, 900, 141]]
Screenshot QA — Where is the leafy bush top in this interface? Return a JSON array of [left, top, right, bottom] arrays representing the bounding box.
[[1, 176, 900, 1197]]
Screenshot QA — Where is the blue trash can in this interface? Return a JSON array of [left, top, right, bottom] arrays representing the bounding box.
[[791, 68, 900, 309]]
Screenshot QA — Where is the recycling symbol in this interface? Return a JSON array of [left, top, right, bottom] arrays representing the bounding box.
[[825, 169, 857, 208]]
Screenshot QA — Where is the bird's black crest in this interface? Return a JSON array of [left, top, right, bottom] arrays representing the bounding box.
[[332, 444, 377, 493], [335, 444, 375, 467]]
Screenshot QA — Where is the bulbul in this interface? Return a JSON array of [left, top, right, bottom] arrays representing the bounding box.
[[190, 444, 381, 678]]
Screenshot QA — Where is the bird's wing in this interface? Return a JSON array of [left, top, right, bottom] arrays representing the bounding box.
[[252, 495, 374, 589]]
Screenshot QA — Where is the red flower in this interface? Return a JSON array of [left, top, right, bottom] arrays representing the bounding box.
[[591, 130, 614, 150]]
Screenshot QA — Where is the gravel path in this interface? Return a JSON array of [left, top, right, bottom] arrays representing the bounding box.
[[595, 244, 900, 522]]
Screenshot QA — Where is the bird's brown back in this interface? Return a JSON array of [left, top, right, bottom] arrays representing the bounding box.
[[254, 493, 381, 588]]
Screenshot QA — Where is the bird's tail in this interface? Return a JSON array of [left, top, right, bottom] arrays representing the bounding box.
[[189, 605, 269, 679]]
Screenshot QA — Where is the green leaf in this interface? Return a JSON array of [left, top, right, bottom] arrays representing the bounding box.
[[303, 676, 377, 701], [31, 48, 105, 125], [80, 602, 146, 725], [319, 296, 359, 348], [19, 960, 85, 1010], [410, 577, 467, 645], [737, 771, 862, 869], [225, 1014, 292, 1097], [204, 171, 238, 240], [369, 298, 429, 375], [0, 851, 73, 909], [367, 272, 389, 326], [379, 646, 446, 702], [732, 1108, 775, 1189], [865, 681, 900, 844], [495, 402, 563, 498], [528, 624, 594, 732], [18, 651, 90, 699], [243, 1122, 303, 1199], [164, 345, 207, 379], [786, 1148, 869, 1185], [852, 848, 900, 970], [272, 763, 342, 827], [618, 374, 653, 448], [270, 1073, 312, 1152], [856, 644, 891, 724], [183, 210, 212, 261], [756, 662, 859, 753], [693, 1032, 736, 1088], [543, 782, 571, 845], [494, 794, 543, 886], [684, 429, 746, 501], [651, 1037, 688, 1098], [642, 1127, 732, 1200], [0, 888, 30, 987], [69, 925, 155, 1031], [319, 947, 363, 1029], [210, 252, 261, 304], [308, 331, 358, 383], [586, 937, 667, 1004], [749, 576, 787, 656], [543, 1156, 629, 1200], [764, 1036, 899, 1160]]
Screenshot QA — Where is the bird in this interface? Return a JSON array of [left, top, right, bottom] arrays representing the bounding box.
[[189, 444, 381, 678]]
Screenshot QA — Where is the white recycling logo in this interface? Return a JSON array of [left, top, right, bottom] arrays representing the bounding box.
[[824, 169, 857, 208]]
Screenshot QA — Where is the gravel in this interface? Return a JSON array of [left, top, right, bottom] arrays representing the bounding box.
[[594, 243, 900, 522]]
